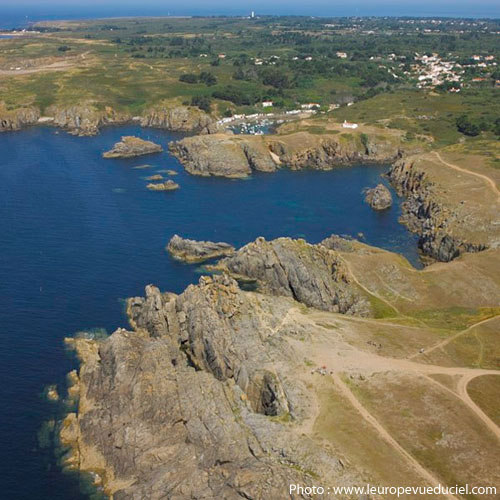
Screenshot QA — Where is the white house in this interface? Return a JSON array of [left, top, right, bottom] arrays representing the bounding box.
[[336, 52, 348, 59], [301, 103, 320, 110], [342, 120, 358, 129], [261, 101, 274, 108]]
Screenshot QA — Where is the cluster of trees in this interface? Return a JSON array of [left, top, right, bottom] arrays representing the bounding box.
[[212, 86, 261, 105], [179, 72, 218, 86], [456, 115, 500, 137], [190, 95, 212, 112]]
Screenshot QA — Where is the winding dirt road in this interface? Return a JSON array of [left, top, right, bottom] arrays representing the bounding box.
[[432, 151, 500, 199]]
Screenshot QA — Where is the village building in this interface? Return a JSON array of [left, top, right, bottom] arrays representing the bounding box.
[[342, 120, 358, 129]]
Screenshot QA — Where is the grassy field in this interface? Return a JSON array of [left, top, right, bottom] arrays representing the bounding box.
[[0, 16, 498, 145]]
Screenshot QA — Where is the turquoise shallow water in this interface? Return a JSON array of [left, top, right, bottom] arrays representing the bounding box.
[[0, 125, 419, 499]]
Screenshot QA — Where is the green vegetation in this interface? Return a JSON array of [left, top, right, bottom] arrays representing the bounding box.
[[0, 16, 497, 144]]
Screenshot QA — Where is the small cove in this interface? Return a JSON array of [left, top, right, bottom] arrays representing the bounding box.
[[0, 124, 420, 499]]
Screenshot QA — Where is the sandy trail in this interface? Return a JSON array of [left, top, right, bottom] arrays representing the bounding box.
[[432, 151, 500, 199], [291, 308, 500, 494], [408, 314, 499, 360], [332, 373, 459, 500]]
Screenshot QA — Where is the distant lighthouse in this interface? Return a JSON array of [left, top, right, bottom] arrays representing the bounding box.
[[251, 11, 255, 19]]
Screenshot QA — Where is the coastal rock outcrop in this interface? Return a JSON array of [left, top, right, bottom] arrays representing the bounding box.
[[146, 180, 179, 191], [215, 237, 370, 315], [0, 105, 40, 132], [47, 104, 130, 136], [141, 105, 214, 133], [364, 183, 393, 210], [388, 157, 497, 262], [61, 273, 359, 498], [103, 136, 163, 159], [169, 134, 278, 178], [167, 234, 235, 262], [170, 131, 404, 178]]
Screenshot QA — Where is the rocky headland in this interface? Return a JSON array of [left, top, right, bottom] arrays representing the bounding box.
[[103, 136, 163, 159], [167, 234, 235, 263], [60, 266, 364, 499], [364, 184, 393, 210], [0, 102, 214, 136], [388, 152, 499, 262], [169, 130, 407, 178], [58, 228, 500, 499]]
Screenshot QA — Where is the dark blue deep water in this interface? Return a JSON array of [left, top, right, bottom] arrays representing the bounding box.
[[0, 125, 419, 500]]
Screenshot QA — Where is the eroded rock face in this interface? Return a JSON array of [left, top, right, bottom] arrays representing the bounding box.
[[216, 237, 370, 316], [61, 274, 358, 498], [169, 134, 277, 178], [364, 184, 393, 210], [140, 105, 214, 133], [169, 131, 404, 178], [103, 136, 163, 159], [0, 106, 40, 132], [388, 159, 488, 262], [167, 234, 235, 263], [47, 104, 130, 136]]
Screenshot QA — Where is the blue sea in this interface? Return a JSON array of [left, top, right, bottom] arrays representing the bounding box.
[[0, 124, 421, 499], [0, 2, 499, 30]]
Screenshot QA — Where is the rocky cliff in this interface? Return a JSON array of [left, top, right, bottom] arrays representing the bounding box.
[[388, 157, 495, 262], [0, 104, 40, 132], [60, 272, 361, 499], [140, 105, 215, 133], [215, 237, 371, 316], [0, 102, 214, 136], [169, 131, 403, 178]]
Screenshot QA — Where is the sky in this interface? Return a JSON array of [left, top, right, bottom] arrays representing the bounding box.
[[0, 0, 499, 19]]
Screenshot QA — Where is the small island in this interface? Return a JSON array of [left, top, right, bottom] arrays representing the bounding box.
[[146, 180, 180, 191], [364, 183, 393, 210], [103, 136, 163, 159], [167, 234, 235, 262]]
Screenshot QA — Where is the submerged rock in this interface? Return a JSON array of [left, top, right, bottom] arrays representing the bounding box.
[[364, 183, 393, 210], [103, 136, 163, 159], [167, 234, 235, 263], [146, 180, 179, 191]]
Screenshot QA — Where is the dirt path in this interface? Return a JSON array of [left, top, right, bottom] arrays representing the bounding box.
[[332, 373, 459, 499], [340, 257, 401, 315], [457, 373, 500, 440], [408, 315, 499, 360], [433, 152, 500, 199]]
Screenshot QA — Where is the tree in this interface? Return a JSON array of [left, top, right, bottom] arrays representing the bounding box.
[[191, 95, 212, 113], [179, 73, 198, 84], [456, 115, 480, 137], [199, 71, 217, 86]]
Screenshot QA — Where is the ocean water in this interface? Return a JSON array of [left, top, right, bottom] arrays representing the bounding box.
[[0, 124, 419, 499], [0, 3, 498, 30]]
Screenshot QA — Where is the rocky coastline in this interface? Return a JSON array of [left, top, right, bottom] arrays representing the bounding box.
[[59, 238, 369, 498], [387, 157, 496, 262], [169, 131, 406, 178], [0, 103, 215, 136]]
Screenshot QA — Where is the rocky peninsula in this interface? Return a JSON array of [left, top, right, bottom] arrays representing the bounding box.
[[60, 231, 500, 499], [169, 129, 409, 178], [103, 136, 163, 159], [167, 234, 235, 263], [0, 102, 215, 136]]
